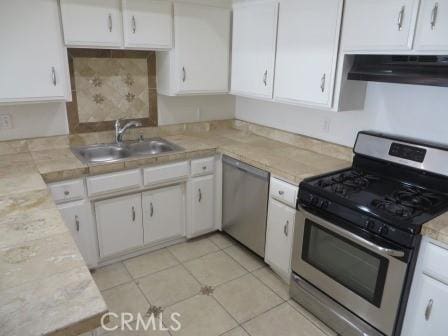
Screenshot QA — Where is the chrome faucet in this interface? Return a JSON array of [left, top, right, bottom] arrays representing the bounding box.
[[115, 119, 142, 143]]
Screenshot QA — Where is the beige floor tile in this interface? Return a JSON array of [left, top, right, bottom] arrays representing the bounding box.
[[243, 302, 331, 336], [209, 232, 234, 249], [213, 273, 283, 323], [252, 267, 290, 300], [92, 263, 133, 291], [221, 327, 250, 336], [124, 248, 179, 279], [104, 319, 171, 335], [184, 251, 247, 286], [163, 295, 237, 336], [168, 237, 220, 262], [137, 265, 201, 307], [101, 282, 149, 331], [223, 245, 265, 272], [288, 300, 337, 336]]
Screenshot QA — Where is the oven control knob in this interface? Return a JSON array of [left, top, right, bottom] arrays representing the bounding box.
[[380, 225, 389, 235], [366, 220, 376, 231], [321, 200, 329, 209]]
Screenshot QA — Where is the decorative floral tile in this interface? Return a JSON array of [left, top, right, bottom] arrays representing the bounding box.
[[73, 57, 149, 123]]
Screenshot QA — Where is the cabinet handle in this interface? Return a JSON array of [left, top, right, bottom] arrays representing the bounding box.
[[132, 15, 137, 33], [284, 220, 289, 237], [425, 299, 434, 320], [320, 73, 326, 93], [108, 13, 113, 32], [431, 3, 439, 30], [150, 202, 154, 217], [263, 70, 268, 86], [182, 67, 186, 82], [397, 6, 405, 31], [75, 215, 80, 232], [64, 190, 70, 196], [198, 188, 202, 202], [202, 166, 207, 170], [132, 206, 136, 221], [51, 67, 57, 86], [278, 190, 285, 196]]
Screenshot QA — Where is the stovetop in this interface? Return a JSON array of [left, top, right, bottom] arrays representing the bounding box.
[[298, 165, 448, 246]]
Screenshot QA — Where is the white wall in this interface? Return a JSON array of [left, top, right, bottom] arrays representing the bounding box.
[[236, 82, 448, 147], [0, 94, 235, 141]]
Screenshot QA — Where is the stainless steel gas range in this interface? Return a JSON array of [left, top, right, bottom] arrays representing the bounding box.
[[290, 131, 448, 336]]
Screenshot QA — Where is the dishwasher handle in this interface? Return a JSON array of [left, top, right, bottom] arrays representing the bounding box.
[[222, 155, 269, 180]]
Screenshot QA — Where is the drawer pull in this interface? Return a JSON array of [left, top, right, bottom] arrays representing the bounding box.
[[284, 220, 289, 237], [132, 206, 136, 222], [131, 15, 137, 33], [108, 13, 113, 32], [425, 299, 434, 320], [198, 188, 202, 203], [278, 190, 285, 196], [64, 190, 70, 196], [75, 215, 80, 232], [150, 202, 154, 217], [202, 166, 207, 170]]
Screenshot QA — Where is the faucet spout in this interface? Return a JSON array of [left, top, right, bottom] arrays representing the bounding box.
[[115, 120, 142, 143]]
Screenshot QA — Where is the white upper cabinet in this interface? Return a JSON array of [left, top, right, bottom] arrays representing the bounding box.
[[230, 1, 278, 99], [157, 3, 230, 95], [342, 0, 420, 52], [0, 0, 69, 103], [60, 0, 123, 48], [414, 0, 448, 51], [274, 0, 343, 108], [122, 0, 173, 50]]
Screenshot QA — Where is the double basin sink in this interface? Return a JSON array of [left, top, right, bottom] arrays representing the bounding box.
[[72, 138, 184, 164]]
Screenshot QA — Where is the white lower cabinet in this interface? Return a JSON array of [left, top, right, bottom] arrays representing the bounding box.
[[142, 184, 185, 245], [265, 198, 295, 282], [187, 174, 215, 238], [402, 238, 448, 336], [58, 200, 98, 267], [95, 193, 143, 258]]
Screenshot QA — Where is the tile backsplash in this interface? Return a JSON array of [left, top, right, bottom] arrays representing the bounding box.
[[73, 57, 149, 123]]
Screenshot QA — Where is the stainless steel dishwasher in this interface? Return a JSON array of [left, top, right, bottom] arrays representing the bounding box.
[[222, 155, 269, 258]]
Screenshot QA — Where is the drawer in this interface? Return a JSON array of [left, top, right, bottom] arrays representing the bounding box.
[[50, 179, 85, 203], [270, 177, 298, 207], [144, 161, 189, 186], [87, 169, 142, 197], [423, 241, 448, 281], [191, 157, 215, 177]]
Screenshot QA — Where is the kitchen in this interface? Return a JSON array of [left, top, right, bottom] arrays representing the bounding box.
[[1, 0, 448, 336]]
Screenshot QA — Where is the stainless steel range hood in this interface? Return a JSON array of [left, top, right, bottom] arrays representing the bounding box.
[[347, 55, 448, 87]]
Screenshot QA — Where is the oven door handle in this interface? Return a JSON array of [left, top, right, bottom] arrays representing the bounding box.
[[298, 206, 406, 258]]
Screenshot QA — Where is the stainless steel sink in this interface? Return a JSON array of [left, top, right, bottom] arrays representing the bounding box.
[[71, 138, 183, 164]]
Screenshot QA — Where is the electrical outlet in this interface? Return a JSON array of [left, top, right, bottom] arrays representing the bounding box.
[[323, 118, 331, 133], [0, 113, 12, 130]]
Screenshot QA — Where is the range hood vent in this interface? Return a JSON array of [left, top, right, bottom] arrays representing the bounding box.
[[348, 55, 448, 87]]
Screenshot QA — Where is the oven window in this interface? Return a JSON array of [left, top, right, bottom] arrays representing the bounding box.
[[302, 220, 389, 307]]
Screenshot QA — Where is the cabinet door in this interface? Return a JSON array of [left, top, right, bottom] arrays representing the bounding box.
[[0, 0, 68, 103], [174, 3, 230, 94], [189, 175, 215, 238], [142, 185, 185, 245], [123, 0, 173, 50], [95, 194, 143, 258], [342, 0, 419, 52], [231, 1, 278, 99], [414, 0, 448, 51], [406, 274, 448, 336], [58, 201, 98, 267], [60, 0, 123, 48], [265, 199, 295, 280], [274, 0, 343, 107]]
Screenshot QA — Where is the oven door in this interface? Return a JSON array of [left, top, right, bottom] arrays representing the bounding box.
[[291, 207, 408, 336]]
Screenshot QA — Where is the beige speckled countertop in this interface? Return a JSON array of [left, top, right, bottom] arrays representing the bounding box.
[[1, 121, 447, 335]]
